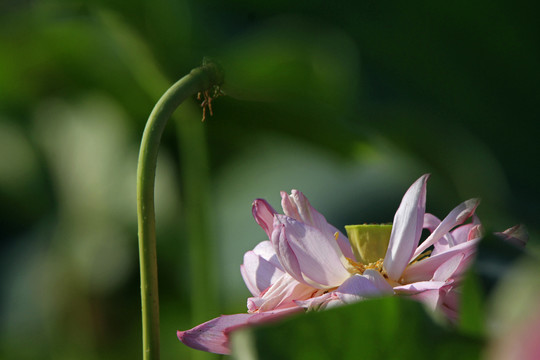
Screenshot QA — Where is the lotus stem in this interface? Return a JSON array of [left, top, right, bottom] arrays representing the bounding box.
[[136, 61, 224, 360]]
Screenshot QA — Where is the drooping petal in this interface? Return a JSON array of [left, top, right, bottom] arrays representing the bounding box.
[[273, 214, 350, 288], [383, 174, 429, 281], [177, 308, 300, 355], [281, 190, 354, 258], [402, 239, 479, 283], [241, 244, 285, 296], [412, 198, 480, 259], [252, 199, 278, 239], [178, 314, 254, 354]]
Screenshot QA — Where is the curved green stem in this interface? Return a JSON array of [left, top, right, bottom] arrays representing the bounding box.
[[137, 62, 224, 360]]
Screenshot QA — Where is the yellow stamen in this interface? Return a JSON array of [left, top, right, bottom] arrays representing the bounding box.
[[346, 257, 384, 275]]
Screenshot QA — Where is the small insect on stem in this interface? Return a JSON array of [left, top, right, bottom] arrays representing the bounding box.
[[197, 85, 224, 122]]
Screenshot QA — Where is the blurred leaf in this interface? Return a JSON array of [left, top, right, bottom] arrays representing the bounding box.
[[473, 233, 530, 296], [458, 232, 532, 337], [458, 270, 485, 337], [232, 297, 483, 360]]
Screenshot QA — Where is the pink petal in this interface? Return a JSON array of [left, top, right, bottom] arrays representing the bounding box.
[[432, 253, 465, 281], [424, 213, 441, 232], [271, 220, 303, 285], [383, 174, 429, 281], [281, 190, 354, 258], [241, 245, 285, 296], [449, 223, 475, 245], [333, 230, 355, 259], [393, 280, 448, 293], [441, 287, 460, 321], [294, 293, 333, 310], [273, 215, 350, 288], [178, 314, 254, 354], [282, 190, 333, 239], [177, 308, 299, 355], [413, 289, 444, 311], [424, 213, 456, 256], [335, 273, 387, 304], [296, 271, 394, 310], [240, 264, 258, 297], [412, 198, 480, 259], [399, 281, 452, 311], [425, 213, 455, 256], [452, 252, 476, 280], [281, 191, 315, 222], [468, 224, 483, 240], [252, 199, 277, 239], [362, 269, 394, 294], [252, 240, 282, 266], [247, 273, 322, 312], [394, 280, 452, 311], [402, 239, 479, 283]]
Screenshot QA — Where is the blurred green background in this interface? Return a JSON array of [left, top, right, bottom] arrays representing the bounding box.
[[1, 0, 538, 359]]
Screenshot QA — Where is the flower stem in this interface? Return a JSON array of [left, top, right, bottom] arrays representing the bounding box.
[[137, 61, 224, 360]]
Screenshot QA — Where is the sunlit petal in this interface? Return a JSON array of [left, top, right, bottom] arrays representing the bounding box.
[[241, 246, 285, 296], [281, 190, 354, 258], [177, 308, 300, 355], [403, 239, 479, 283], [383, 174, 429, 281], [274, 214, 350, 288], [412, 198, 480, 259]]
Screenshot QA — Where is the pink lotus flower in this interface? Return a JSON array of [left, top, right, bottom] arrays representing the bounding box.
[[178, 174, 485, 354]]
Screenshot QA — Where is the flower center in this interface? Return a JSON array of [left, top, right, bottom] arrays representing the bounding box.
[[345, 224, 392, 264]]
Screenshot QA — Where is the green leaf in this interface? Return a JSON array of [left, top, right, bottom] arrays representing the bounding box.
[[458, 233, 531, 337], [232, 297, 483, 360], [458, 270, 485, 336]]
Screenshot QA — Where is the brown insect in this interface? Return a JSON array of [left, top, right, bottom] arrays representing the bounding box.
[[197, 85, 224, 122]]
